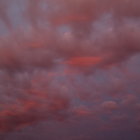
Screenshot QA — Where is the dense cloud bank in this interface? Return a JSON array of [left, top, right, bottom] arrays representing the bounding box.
[[0, 0, 140, 139]]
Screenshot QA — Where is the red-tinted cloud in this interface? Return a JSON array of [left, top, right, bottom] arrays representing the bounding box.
[[0, 0, 140, 140]]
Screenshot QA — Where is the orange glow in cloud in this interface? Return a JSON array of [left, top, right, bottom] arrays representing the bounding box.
[[29, 42, 43, 48], [51, 14, 91, 25], [64, 56, 102, 67], [74, 107, 91, 116]]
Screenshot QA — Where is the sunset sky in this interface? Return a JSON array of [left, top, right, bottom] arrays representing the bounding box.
[[0, 0, 140, 140]]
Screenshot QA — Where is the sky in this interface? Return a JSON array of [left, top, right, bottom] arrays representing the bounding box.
[[0, 0, 140, 140]]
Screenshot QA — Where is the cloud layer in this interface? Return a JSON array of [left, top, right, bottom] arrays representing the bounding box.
[[0, 0, 140, 139]]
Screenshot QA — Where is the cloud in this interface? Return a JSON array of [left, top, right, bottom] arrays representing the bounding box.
[[0, 94, 71, 132], [0, 0, 140, 139]]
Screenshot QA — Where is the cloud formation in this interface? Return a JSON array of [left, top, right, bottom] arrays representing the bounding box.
[[0, 0, 140, 140]]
